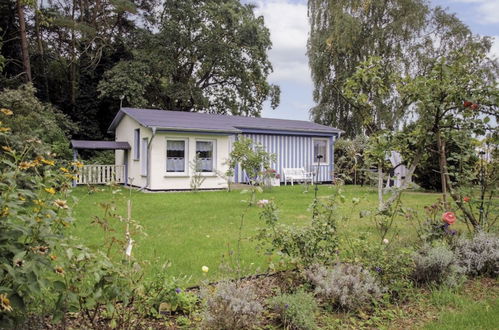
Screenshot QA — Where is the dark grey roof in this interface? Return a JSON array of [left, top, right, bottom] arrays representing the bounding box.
[[108, 108, 342, 136], [71, 140, 131, 150]]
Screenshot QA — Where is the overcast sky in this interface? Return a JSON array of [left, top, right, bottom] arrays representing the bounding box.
[[252, 0, 499, 121]]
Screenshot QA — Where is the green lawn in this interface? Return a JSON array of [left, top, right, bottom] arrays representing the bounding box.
[[70, 185, 445, 283]]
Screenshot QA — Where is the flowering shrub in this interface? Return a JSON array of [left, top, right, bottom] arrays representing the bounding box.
[[0, 113, 77, 326], [268, 290, 318, 330], [412, 245, 465, 287], [306, 264, 383, 311], [454, 232, 499, 277], [201, 281, 263, 329]]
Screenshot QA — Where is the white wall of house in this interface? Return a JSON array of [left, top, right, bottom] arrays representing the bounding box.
[[114, 114, 229, 190]]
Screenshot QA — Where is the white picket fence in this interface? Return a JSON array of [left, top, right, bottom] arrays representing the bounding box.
[[76, 165, 126, 185]]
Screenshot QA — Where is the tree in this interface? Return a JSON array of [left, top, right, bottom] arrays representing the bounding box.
[[307, 0, 428, 137], [98, 0, 280, 116]]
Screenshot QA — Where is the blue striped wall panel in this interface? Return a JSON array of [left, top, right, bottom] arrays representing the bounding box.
[[235, 134, 336, 183]]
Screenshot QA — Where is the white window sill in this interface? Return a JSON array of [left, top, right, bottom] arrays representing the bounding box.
[[198, 172, 217, 177], [165, 173, 189, 177], [312, 163, 328, 166]]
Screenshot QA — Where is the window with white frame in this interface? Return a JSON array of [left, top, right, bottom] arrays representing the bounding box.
[[133, 129, 140, 160], [313, 138, 328, 164], [195, 140, 215, 172], [140, 137, 148, 176], [166, 139, 187, 173]]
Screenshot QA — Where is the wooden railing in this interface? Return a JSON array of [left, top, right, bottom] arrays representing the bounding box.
[[76, 165, 126, 185]]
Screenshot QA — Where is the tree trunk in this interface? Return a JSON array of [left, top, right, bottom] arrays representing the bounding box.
[[436, 129, 447, 203], [16, 0, 32, 82], [378, 161, 383, 211], [34, 1, 49, 100]]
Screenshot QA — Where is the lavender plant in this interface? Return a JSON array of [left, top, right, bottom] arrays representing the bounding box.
[[201, 281, 263, 329], [454, 232, 499, 277], [268, 290, 318, 330], [412, 245, 465, 287], [306, 264, 382, 311]]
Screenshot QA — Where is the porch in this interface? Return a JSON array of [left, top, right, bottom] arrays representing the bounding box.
[[71, 140, 130, 186]]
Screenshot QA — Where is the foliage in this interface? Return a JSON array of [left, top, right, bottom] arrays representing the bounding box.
[[306, 264, 383, 312], [333, 136, 369, 185], [400, 47, 498, 231], [0, 114, 76, 326], [256, 190, 344, 268], [227, 136, 276, 185], [201, 281, 263, 330], [0, 84, 76, 159], [454, 232, 499, 277], [268, 290, 318, 330], [51, 244, 143, 328], [98, 0, 280, 116], [412, 245, 465, 288]]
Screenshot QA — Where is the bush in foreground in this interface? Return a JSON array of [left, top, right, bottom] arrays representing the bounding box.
[[454, 232, 499, 277], [412, 245, 465, 287], [201, 281, 263, 329], [306, 264, 382, 311]]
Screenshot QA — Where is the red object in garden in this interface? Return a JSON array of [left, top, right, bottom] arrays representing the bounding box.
[[463, 196, 471, 203], [470, 103, 479, 110], [442, 212, 456, 225], [463, 101, 473, 107]]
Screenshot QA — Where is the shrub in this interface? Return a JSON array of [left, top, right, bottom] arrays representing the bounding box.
[[412, 245, 465, 287], [342, 236, 414, 300], [454, 232, 499, 277], [139, 271, 198, 317], [256, 191, 343, 268], [306, 264, 382, 311], [201, 281, 263, 329], [268, 290, 318, 330]]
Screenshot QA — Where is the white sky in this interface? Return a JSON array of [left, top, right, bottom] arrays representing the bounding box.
[[253, 0, 499, 121]]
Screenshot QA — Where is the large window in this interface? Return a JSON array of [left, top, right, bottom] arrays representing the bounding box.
[[313, 138, 328, 164], [167, 140, 187, 173], [133, 129, 140, 160], [195, 141, 214, 172]]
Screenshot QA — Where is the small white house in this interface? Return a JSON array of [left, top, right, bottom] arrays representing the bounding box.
[[72, 108, 342, 191]]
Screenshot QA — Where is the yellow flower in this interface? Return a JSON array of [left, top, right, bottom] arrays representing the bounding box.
[[54, 266, 65, 275], [34, 199, 44, 206], [53, 199, 68, 209], [0, 127, 11, 132], [19, 161, 35, 170], [50, 255, 57, 261], [59, 167, 69, 173], [0, 294, 13, 312], [0, 108, 13, 116], [1, 207, 9, 217], [71, 161, 84, 168], [41, 159, 55, 166], [45, 187, 56, 195], [202, 266, 209, 273], [2, 146, 13, 152], [18, 194, 26, 201]]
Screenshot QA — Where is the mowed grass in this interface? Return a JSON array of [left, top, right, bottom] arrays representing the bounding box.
[[70, 184, 444, 283]]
